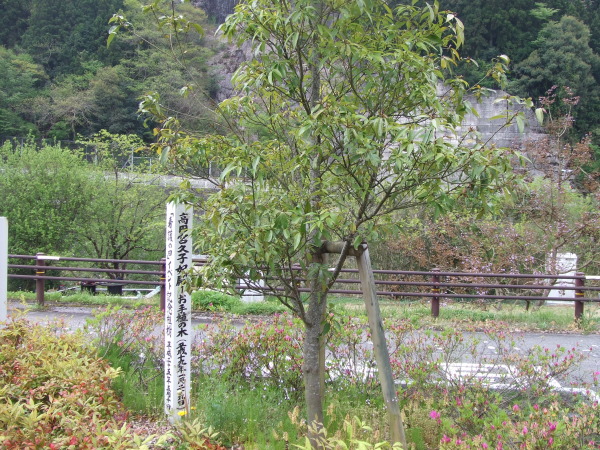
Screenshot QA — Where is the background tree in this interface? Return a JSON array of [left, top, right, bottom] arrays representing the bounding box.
[[110, 0, 222, 134], [0, 0, 32, 48], [511, 16, 600, 138], [141, 0, 530, 443], [74, 131, 168, 275], [0, 142, 95, 257], [0, 136, 167, 283], [516, 88, 600, 276], [21, 0, 124, 76], [0, 47, 47, 138]]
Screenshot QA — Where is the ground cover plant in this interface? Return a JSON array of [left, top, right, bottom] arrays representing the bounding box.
[[81, 307, 600, 449], [8, 290, 158, 308], [0, 316, 171, 449]]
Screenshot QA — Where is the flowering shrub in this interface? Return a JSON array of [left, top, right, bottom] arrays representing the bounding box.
[[82, 307, 599, 448], [383, 320, 598, 448], [0, 319, 169, 449], [193, 314, 304, 396], [324, 314, 378, 391], [85, 305, 164, 387], [438, 400, 600, 449]]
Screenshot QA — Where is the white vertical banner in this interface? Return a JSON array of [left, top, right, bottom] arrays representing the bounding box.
[[0, 217, 7, 323], [164, 203, 193, 421]]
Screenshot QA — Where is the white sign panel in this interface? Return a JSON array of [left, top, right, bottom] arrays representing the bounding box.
[[0, 217, 7, 323], [547, 253, 578, 300], [164, 203, 193, 421]]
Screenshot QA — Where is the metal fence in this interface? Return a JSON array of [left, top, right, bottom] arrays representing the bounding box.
[[7, 254, 600, 321]]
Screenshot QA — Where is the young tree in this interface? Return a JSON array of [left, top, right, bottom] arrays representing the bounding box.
[[517, 88, 600, 278], [74, 131, 168, 272], [139, 0, 530, 444]]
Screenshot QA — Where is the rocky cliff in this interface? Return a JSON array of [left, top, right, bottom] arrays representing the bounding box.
[[198, 1, 544, 151], [193, 0, 237, 24]]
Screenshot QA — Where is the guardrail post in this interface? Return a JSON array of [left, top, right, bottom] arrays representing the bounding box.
[[0, 217, 7, 323], [35, 253, 45, 307], [574, 272, 585, 321], [431, 268, 441, 318], [160, 257, 166, 311]]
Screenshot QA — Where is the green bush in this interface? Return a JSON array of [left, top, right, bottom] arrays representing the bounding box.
[[191, 290, 241, 311], [0, 319, 168, 449], [230, 300, 287, 315]]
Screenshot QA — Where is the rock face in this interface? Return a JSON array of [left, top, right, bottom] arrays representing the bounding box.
[[193, 0, 237, 24], [462, 91, 544, 149], [208, 37, 252, 102], [195, 2, 545, 153]]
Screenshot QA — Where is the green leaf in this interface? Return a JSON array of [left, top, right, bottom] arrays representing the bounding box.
[[107, 25, 119, 47], [535, 108, 544, 125], [220, 163, 237, 180], [292, 233, 302, 251], [516, 115, 525, 133]]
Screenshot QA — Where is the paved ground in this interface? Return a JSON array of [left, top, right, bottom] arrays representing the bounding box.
[[6, 301, 600, 387]]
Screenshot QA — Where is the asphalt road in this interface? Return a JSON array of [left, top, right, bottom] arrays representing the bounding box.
[[6, 301, 600, 387]]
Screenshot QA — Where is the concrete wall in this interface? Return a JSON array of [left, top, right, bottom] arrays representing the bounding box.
[[461, 90, 544, 149]]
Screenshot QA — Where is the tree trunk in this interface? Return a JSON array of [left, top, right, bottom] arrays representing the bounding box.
[[303, 250, 328, 447]]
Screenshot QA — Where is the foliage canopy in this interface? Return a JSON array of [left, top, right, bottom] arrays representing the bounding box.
[[145, 0, 531, 439]]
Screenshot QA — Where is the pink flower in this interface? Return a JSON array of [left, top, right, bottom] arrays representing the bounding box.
[[441, 435, 452, 443], [548, 438, 554, 445], [548, 422, 557, 431], [482, 443, 489, 449], [522, 426, 528, 435], [429, 410, 441, 420], [512, 404, 520, 412]]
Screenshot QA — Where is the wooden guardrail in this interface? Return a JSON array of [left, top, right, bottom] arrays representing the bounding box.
[[7, 254, 600, 321]]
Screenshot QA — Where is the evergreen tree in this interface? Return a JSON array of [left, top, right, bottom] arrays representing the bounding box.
[[22, 0, 124, 76], [0, 47, 47, 138], [0, 0, 32, 48], [511, 16, 600, 138]]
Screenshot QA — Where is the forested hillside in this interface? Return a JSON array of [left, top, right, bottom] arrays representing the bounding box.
[[0, 0, 219, 141], [0, 0, 598, 276], [0, 0, 598, 178]]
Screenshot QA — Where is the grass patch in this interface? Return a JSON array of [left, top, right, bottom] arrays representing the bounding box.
[[8, 290, 158, 308], [193, 377, 299, 448], [100, 343, 164, 415], [190, 376, 389, 449], [329, 296, 600, 332], [230, 299, 287, 315], [10, 289, 599, 332]]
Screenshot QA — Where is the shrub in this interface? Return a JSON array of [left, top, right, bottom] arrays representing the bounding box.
[[230, 300, 287, 315], [0, 319, 169, 449], [84, 305, 165, 414], [193, 314, 304, 396], [191, 290, 241, 312]]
